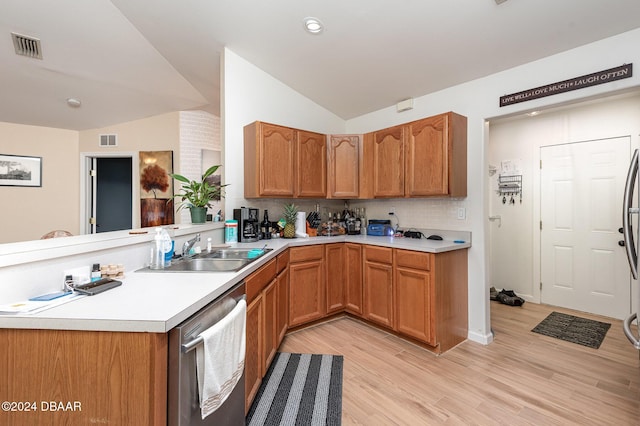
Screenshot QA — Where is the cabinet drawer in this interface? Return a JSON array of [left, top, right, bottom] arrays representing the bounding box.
[[289, 245, 324, 263], [364, 245, 392, 264], [394, 249, 431, 271], [276, 249, 289, 274], [246, 259, 277, 303]]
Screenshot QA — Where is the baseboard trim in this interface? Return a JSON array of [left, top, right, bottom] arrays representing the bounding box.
[[468, 329, 494, 345]]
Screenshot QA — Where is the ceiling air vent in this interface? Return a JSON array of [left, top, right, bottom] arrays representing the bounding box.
[[99, 134, 118, 147], [11, 32, 43, 59]]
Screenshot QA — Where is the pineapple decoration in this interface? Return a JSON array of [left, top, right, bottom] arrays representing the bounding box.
[[283, 203, 298, 238]]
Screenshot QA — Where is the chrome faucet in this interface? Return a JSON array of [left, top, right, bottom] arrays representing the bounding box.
[[182, 233, 201, 258]]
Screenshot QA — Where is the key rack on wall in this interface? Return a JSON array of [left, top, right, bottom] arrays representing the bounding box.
[[498, 174, 522, 204]]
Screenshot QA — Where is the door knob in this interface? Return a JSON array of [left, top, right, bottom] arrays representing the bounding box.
[[619, 240, 626, 247]]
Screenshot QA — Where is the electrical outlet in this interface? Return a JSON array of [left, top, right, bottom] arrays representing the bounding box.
[[457, 207, 466, 220]]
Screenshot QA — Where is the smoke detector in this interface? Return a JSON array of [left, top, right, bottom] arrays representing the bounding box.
[[11, 32, 42, 59]]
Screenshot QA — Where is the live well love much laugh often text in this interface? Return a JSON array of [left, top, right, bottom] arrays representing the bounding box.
[[500, 63, 632, 107]]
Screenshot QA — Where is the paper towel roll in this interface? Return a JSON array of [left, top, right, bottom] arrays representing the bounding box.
[[295, 211, 308, 237]]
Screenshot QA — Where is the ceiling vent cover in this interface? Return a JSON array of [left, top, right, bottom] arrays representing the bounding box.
[[99, 134, 118, 147], [11, 32, 43, 59]]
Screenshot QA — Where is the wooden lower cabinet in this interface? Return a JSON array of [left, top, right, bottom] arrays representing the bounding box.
[[325, 243, 345, 314], [245, 258, 278, 413], [395, 250, 434, 345], [262, 278, 278, 373], [393, 248, 468, 352], [289, 246, 326, 327], [245, 294, 263, 414], [276, 264, 289, 345], [344, 243, 363, 315], [0, 329, 167, 426], [363, 246, 394, 328]]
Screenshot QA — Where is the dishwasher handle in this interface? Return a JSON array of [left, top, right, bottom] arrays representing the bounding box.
[[181, 295, 246, 353]]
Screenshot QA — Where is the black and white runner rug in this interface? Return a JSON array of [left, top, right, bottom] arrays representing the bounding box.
[[246, 352, 343, 426]]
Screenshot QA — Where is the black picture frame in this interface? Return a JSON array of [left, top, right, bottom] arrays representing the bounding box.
[[0, 154, 42, 187]]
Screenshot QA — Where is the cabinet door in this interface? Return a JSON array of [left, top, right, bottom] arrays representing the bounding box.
[[345, 243, 363, 315], [363, 260, 394, 328], [406, 114, 448, 196], [296, 130, 327, 197], [372, 125, 406, 197], [245, 295, 263, 413], [244, 122, 295, 197], [395, 266, 434, 344], [289, 260, 325, 327], [276, 266, 289, 346], [325, 243, 345, 313], [328, 135, 359, 198], [262, 278, 278, 373]]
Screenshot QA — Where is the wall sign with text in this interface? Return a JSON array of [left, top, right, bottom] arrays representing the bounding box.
[[500, 63, 633, 107]]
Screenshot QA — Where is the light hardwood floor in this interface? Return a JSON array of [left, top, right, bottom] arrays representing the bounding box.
[[279, 302, 640, 425]]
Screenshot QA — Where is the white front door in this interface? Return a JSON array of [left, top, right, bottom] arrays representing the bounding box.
[[540, 137, 631, 319]]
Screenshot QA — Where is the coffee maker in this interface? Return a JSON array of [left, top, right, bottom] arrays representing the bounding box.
[[233, 207, 260, 242]]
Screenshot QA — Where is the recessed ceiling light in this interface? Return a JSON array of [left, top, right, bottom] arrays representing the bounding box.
[[303, 17, 324, 34], [526, 111, 540, 117], [66, 98, 81, 108]]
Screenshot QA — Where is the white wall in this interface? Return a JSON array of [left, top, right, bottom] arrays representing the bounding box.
[[79, 111, 181, 229], [489, 93, 640, 310], [221, 29, 640, 345], [0, 123, 79, 243], [345, 28, 640, 344], [221, 48, 346, 221]]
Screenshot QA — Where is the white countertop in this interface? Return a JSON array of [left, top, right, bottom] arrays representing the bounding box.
[[0, 232, 470, 333]]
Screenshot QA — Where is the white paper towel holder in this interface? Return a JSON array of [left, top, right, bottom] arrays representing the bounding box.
[[295, 211, 308, 238]]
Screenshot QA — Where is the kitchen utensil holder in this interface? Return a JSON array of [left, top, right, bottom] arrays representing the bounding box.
[[498, 174, 522, 204]]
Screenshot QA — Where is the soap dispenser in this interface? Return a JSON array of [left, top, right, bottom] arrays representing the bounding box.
[[150, 228, 165, 269]]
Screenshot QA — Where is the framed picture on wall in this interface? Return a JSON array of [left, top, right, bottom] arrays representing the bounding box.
[[0, 154, 42, 187], [139, 150, 174, 227]]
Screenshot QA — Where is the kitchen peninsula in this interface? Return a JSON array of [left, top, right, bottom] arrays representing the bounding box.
[[0, 227, 469, 425]]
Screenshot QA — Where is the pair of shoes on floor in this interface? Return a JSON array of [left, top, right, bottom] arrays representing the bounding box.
[[489, 286, 499, 301], [496, 289, 525, 306]]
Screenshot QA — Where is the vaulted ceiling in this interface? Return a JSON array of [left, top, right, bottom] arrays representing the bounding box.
[[1, 0, 639, 130]]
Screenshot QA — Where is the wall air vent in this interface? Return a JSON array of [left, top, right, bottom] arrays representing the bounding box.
[[99, 134, 118, 147], [11, 32, 43, 59]]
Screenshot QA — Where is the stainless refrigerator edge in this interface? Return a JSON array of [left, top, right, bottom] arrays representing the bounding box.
[[622, 148, 640, 349]]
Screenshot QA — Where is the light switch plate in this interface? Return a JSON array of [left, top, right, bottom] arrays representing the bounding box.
[[457, 207, 466, 220]]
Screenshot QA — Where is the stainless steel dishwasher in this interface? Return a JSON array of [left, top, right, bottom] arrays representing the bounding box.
[[168, 281, 246, 426]]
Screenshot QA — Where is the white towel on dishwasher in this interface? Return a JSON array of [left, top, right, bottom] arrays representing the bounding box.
[[196, 298, 246, 419]]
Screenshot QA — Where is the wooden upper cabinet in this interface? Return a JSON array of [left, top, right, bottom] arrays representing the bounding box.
[[406, 112, 467, 197], [327, 135, 360, 199], [296, 130, 327, 197], [371, 124, 406, 197], [244, 121, 296, 198], [363, 112, 467, 198], [406, 114, 448, 196]]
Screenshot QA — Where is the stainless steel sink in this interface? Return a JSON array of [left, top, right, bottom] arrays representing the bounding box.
[[137, 248, 272, 273], [196, 248, 273, 259], [162, 258, 251, 272]]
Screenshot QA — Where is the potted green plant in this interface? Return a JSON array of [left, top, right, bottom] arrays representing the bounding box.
[[169, 165, 227, 223]]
